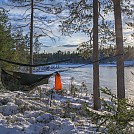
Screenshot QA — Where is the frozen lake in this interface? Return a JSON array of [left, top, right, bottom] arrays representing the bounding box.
[[37, 64, 134, 99]]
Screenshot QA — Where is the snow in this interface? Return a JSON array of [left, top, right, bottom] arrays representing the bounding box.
[[0, 89, 133, 134], [0, 102, 19, 116]]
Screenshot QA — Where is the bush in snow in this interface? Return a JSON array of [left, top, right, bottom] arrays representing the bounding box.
[[0, 82, 6, 91], [85, 88, 134, 134], [79, 82, 88, 97]]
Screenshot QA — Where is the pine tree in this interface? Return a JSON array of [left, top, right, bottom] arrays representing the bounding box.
[[0, 8, 16, 69]]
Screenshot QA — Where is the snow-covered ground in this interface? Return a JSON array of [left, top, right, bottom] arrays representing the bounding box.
[[0, 88, 99, 134], [0, 87, 133, 134]]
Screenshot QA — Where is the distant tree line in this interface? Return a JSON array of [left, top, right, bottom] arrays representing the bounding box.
[[33, 45, 134, 64]]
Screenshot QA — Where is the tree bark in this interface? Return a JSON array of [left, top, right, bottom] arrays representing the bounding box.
[[29, 0, 34, 73], [113, 0, 125, 99], [93, 0, 101, 110]]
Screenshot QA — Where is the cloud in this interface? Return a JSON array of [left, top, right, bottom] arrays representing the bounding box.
[[58, 44, 78, 47], [41, 45, 51, 47]]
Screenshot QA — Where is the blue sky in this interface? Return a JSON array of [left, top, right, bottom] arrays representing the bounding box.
[[0, 0, 134, 53]]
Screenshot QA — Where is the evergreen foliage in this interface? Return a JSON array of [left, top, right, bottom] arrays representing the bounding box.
[[86, 88, 134, 134], [0, 8, 16, 69], [12, 29, 29, 64], [33, 45, 134, 64], [0, 8, 29, 70], [59, 0, 133, 61]]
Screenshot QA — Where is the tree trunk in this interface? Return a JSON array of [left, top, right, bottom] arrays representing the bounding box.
[[93, 0, 101, 110], [29, 0, 34, 73], [113, 0, 125, 99]]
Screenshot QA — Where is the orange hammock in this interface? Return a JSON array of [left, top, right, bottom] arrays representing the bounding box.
[[55, 72, 62, 91]]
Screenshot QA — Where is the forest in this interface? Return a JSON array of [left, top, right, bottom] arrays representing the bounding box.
[[0, 0, 134, 105], [0, 0, 134, 133], [34, 46, 134, 64], [0, 0, 133, 69]]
